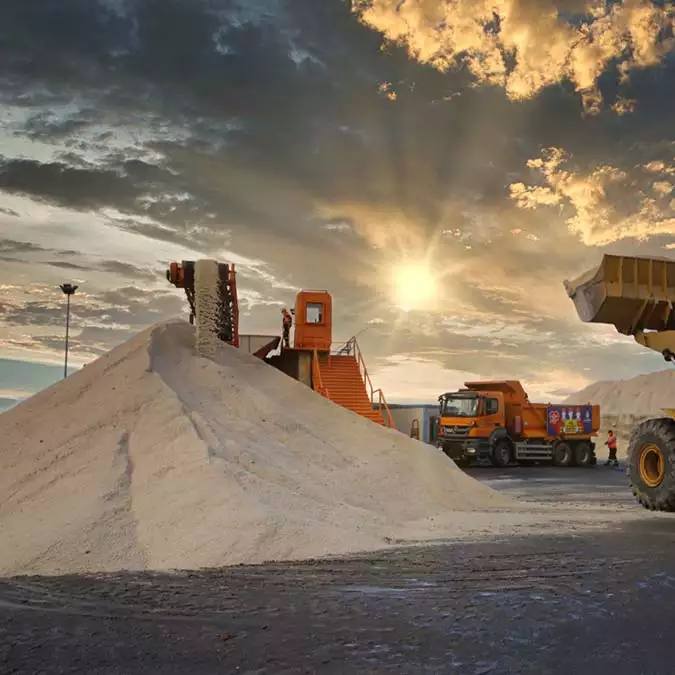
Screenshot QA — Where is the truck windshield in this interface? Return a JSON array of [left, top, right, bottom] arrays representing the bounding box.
[[440, 396, 479, 417]]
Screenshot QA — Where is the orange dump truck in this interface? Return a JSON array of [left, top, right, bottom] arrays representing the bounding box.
[[437, 380, 601, 467]]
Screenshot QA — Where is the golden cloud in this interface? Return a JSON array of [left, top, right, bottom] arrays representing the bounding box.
[[652, 180, 673, 196], [511, 147, 675, 245], [353, 0, 674, 113]]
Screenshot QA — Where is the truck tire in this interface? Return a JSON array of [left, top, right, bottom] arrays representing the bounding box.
[[553, 441, 572, 466], [628, 418, 675, 512], [492, 440, 512, 468], [574, 441, 593, 467]]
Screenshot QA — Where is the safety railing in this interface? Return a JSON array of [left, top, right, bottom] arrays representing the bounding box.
[[312, 349, 330, 399], [332, 336, 394, 428]]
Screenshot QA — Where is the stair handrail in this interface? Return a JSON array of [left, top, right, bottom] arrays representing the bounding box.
[[312, 349, 330, 399], [345, 336, 394, 428]]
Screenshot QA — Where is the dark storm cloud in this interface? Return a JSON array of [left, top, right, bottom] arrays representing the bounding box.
[[47, 259, 161, 281], [0, 240, 160, 281], [22, 108, 99, 140], [0, 240, 82, 262], [2, 0, 672, 246], [0, 240, 44, 254], [100, 260, 162, 280], [46, 261, 91, 271], [0, 0, 534, 227], [0, 159, 140, 209]]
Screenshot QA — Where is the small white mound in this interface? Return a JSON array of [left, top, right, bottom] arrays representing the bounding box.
[[567, 369, 675, 418], [565, 368, 675, 451], [0, 321, 524, 576]]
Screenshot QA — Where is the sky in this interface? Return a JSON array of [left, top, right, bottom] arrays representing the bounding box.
[[2, 0, 675, 408]]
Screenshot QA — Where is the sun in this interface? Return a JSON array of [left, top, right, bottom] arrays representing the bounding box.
[[392, 261, 439, 311]]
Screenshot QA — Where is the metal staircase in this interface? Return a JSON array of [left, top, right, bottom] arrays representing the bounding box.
[[312, 338, 393, 427]]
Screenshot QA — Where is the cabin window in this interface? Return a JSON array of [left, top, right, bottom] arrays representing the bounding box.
[[306, 302, 324, 324], [484, 398, 499, 415]]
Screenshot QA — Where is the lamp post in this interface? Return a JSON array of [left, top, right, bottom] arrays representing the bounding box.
[[59, 283, 78, 378]]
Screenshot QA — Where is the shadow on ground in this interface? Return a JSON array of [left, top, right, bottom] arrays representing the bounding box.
[[3, 519, 675, 674]]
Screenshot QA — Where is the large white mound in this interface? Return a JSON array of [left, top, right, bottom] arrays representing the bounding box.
[[1, 321, 521, 576]]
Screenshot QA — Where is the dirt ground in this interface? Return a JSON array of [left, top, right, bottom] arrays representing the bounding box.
[[4, 465, 675, 674]]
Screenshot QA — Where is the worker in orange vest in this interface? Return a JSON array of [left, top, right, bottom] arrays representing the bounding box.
[[604, 430, 618, 467], [281, 307, 293, 349]]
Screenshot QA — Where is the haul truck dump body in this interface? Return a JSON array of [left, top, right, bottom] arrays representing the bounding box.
[[437, 380, 600, 467], [565, 254, 675, 510]]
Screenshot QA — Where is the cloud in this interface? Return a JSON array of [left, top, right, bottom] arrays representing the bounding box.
[[46, 259, 160, 281], [0, 159, 142, 210], [0, 239, 44, 254], [353, 0, 675, 114], [509, 146, 675, 245], [2, 0, 675, 404]]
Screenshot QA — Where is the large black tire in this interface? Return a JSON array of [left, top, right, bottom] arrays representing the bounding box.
[[553, 441, 573, 466], [574, 441, 593, 467], [628, 418, 675, 512], [491, 440, 512, 468]]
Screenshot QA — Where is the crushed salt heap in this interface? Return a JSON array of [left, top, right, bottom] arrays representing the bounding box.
[[2, 321, 608, 576], [565, 368, 675, 451]]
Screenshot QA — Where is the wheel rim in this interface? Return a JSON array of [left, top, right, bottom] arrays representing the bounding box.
[[639, 444, 665, 488]]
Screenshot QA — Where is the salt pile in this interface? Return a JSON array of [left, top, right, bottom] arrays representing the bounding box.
[[1, 321, 533, 576], [565, 368, 675, 451]]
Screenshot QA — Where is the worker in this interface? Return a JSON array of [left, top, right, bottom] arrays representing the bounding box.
[[604, 430, 619, 467], [281, 307, 293, 348]]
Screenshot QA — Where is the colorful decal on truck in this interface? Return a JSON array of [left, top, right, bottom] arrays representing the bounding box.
[[546, 405, 594, 436]]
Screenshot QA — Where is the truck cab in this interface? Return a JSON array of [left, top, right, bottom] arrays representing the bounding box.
[[437, 389, 506, 465]]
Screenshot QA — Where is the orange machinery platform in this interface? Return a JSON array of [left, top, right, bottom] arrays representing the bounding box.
[[167, 261, 392, 427], [267, 290, 391, 426]]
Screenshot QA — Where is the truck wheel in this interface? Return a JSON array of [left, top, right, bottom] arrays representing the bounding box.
[[553, 441, 572, 466], [574, 441, 593, 467], [492, 440, 512, 468], [628, 418, 675, 512]]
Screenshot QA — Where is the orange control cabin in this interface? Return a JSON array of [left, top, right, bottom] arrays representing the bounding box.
[[437, 380, 600, 468], [292, 290, 332, 351], [267, 290, 334, 388]]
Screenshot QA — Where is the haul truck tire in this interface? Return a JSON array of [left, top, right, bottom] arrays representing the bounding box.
[[553, 441, 573, 466], [628, 418, 675, 512], [492, 440, 512, 468], [574, 441, 593, 467]]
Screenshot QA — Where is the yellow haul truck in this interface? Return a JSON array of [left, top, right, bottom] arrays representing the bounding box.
[[564, 254, 675, 511]]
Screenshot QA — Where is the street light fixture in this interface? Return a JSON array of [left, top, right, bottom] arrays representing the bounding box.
[[59, 283, 78, 378]]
